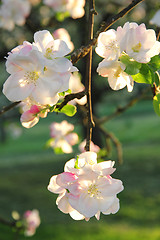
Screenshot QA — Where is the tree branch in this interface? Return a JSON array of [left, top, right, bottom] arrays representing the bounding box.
[[0, 101, 20, 117], [71, 0, 145, 64], [84, 0, 95, 151]]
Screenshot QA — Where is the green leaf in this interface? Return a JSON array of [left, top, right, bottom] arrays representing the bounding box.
[[55, 11, 70, 21], [74, 155, 80, 169], [55, 104, 77, 117], [153, 94, 160, 117], [148, 55, 160, 72], [54, 147, 64, 154], [120, 54, 141, 75], [154, 72, 160, 86], [132, 64, 154, 85], [58, 89, 72, 97]]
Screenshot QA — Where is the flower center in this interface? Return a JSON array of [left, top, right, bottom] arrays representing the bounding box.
[[88, 184, 100, 197], [114, 66, 122, 78], [45, 47, 54, 59], [23, 71, 39, 86], [132, 42, 142, 52], [106, 40, 118, 51]]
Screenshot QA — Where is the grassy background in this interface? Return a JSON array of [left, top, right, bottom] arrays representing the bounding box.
[[0, 99, 160, 240]]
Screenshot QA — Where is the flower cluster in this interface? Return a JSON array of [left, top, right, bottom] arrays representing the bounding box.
[[96, 22, 160, 92], [43, 0, 85, 19], [48, 151, 124, 220], [48, 120, 79, 153], [3, 30, 78, 127], [23, 210, 41, 236], [0, 0, 31, 31]]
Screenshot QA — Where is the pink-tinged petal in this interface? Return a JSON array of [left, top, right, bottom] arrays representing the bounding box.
[[102, 197, 120, 215], [146, 41, 160, 59], [98, 196, 115, 212], [64, 158, 79, 174], [57, 72, 71, 93], [56, 194, 74, 214], [30, 105, 41, 114], [97, 59, 118, 77], [21, 116, 39, 128], [68, 182, 81, 195], [34, 30, 54, 53], [47, 175, 64, 194], [3, 71, 35, 102], [98, 177, 124, 197], [60, 139, 73, 153], [69, 210, 85, 220], [56, 172, 77, 187], [95, 211, 100, 220], [65, 133, 79, 145]]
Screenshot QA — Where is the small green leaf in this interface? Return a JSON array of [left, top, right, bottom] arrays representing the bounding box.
[[55, 11, 70, 21], [74, 155, 80, 169], [59, 104, 77, 117], [132, 64, 154, 85], [148, 55, 160, 72], [154, 72, 160, 87], [54, 147, 64, 154], [120, 54, 141, 75], [58, 89, 72, 97], [153, 94, 160, 116]]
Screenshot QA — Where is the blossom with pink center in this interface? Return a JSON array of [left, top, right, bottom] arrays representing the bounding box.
[[79, 140, 100, 153], [117, 22, 160, 63], [48, 151, 124, 220], [49, 120, 78, 153], [20, 105, 48, 128], [23, 209, 40, 236], [0, 0, 31, 31], [150, 10, 160, 27], [97, 59, 134, 92], [53, 28, 74, 52]]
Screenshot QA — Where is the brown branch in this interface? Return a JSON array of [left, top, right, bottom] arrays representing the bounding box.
[[0, 216, 15, 228], [0, 101, 20, 117], [156, 27, 160, 41], [71, 0, 145, 64], [55, 91, 86, 111], [84, 0, 95, 151], [97, 124, 123, 165], [96, 87, 151, 125]]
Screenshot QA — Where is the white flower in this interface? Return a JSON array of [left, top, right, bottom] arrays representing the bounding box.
[[117, 22, 160, 63], [97, 59, 134, 92], [23, 210, 40, 237], [95, 29, 120, 60], [49, 120, 79, 153], [0, 0, 31, 31], [150, 10, 160, 27], [3, 30, 78, 106]]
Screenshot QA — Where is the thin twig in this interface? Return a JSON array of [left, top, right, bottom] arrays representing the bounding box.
[[71, 0, 145, 64], [56, 91, 86, 110], [84, 0, 95, 151], [0, 101, 20, 117], [0, 216, 15, 227]]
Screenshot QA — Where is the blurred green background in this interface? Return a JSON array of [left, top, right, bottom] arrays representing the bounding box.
[[0, 0, 160, 239]]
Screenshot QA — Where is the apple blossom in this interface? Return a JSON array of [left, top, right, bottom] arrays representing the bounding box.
[[117, 22, 160, 63], [43, 0, 85, 19], [20, 105, 48, 128], [0, 0, 31, 31], [3, 30, 78, 106], [97, 59, 134, 92], [150, 10, 160, 27], [48, 151, 124, 220], [23, 210, 40, 236], [49, 120, 79, 153], [53, 28, 74, 52]]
